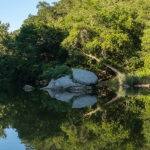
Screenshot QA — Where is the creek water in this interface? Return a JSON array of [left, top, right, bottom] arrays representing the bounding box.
[[0, 87, 150, 150]]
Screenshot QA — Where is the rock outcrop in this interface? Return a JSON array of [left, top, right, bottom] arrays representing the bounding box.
[[41, 69, 98, 91], [41, 75, 86, 91], [72, 69, 98, 85]]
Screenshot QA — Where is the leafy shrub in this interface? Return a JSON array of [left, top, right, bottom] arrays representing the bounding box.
[[124, 75, 150, 85], [39, 65, 72, 80], [124, 75, 140, 85]]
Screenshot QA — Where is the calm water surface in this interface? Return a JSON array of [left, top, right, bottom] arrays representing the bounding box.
[[0, 128, 26, 150], [0, 87, 150, 150]]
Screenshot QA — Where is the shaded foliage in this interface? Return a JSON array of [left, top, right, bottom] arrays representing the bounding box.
[[0, 0, 148, 86]]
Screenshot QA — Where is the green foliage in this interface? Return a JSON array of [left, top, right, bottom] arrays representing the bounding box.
[[0, 1, 150, 149], [16, 22, 67, 63], [124, 75, 150, 85], [0, 22, 10, 54], [61, 0, 143, 71], [135, 0, 150, 76], [36, 1, 50, 10], [0, 0, 149, 85], [40, 64, 72, 80]]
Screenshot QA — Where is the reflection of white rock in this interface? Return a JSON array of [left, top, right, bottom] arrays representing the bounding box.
[[72, 95, 98, 108], [43, 89, 79, 102], [55, 92, 79, 102], [47, 79, 55, 89], [72, 69, 98, 85], [23, 85, 34, 92], [41, 89, 98, 108], [44, 89, 55, 98]]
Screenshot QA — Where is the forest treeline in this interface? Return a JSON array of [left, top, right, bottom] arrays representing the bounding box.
[[0, 0, 150, 86]]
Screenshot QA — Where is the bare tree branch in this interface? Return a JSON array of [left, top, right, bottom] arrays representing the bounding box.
[[84, 107, 102, 117], [78, 48, 122, 76], [102, 63, 122, 75], [103, 96, 121, 106]]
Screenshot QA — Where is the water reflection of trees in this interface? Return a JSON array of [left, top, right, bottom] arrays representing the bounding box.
[[0, 87, 150, 149]]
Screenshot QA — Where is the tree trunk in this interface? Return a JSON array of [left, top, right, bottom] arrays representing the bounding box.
[[80, 51, 123, 84]]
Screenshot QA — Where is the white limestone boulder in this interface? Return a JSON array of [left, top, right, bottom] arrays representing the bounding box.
[[41, 76, 78, 90], [54, 75, 77, 89], [40, 69, 98, 90], [72, 69, 98, 85]]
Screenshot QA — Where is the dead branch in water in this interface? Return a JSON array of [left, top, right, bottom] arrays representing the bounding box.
[[103, 95, 121, 106], [84, 107, 102, 117], [84, 95, 121, 117], [84, 85, 124, 117], [78, 49, 124, 117]]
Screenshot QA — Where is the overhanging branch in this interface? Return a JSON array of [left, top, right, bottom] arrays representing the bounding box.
[[78, 48, 122, 75]]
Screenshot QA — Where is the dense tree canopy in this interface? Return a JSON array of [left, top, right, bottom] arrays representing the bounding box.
[[0, 0, 149, 85], [0, 1, 150, 149]]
